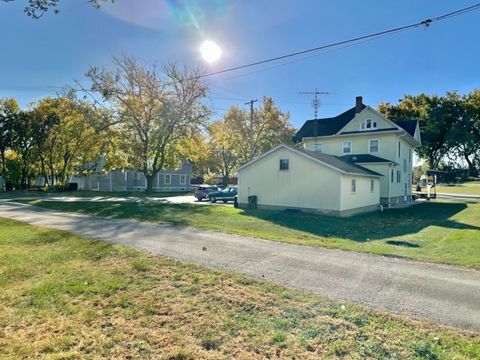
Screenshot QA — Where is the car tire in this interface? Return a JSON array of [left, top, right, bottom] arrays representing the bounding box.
[[209, 195, 216, 203], [222, 200, 227, 203], [196, 197, 202, 202]]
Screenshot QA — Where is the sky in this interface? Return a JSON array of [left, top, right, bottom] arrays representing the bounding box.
[[0, 0, 479, 128]]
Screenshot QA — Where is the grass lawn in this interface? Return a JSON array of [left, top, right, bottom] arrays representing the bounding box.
[[435, 181, 480, 195], [0, 218, 478, 359], [24, 198, 480, 270]]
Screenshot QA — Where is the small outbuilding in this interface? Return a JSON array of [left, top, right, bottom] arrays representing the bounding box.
[[237, 144, 381, 217]]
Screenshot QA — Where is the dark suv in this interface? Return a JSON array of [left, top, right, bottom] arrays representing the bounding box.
[[195, 186, 222, 201], [208, 187, 238, 203]]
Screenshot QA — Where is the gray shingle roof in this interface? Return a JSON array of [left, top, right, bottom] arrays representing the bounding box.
[[292, 106, 419, 142], [339, 154, 396, 164], [394, 120, 417, 137], [292, 105, 364, 143], [297, 149, 382, 177]]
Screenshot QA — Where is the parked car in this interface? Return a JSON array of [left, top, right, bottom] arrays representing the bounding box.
[[195, 186, 222, 201], [209, 187, 238, 203]]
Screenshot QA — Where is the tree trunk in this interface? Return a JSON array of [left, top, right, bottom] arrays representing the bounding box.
[[145, 174, 155, 193], [465, 155, 478, 177], [222, 173, 229, 188]]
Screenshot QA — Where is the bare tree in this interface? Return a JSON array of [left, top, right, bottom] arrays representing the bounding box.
[[86, 55, 210, 193]]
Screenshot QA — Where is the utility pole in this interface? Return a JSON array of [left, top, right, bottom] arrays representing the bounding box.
[[245, 99, 257, 160], [299, 88, 332, 119]]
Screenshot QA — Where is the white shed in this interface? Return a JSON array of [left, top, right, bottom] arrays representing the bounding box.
[[237, 145, 381, 217]]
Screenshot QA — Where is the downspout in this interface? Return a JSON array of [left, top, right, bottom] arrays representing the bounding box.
[[394, 130, 409, 205], [387, 163, 391, 207]]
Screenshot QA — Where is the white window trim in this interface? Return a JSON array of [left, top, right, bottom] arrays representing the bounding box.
[[359, 118, 378, 131], [180, 174, 186, 185], [351, 179, 357, 193], [368, 139, 379, 153], [279, 159, 289, 171], [314, 143, 323, 153], [164, 173, 171, 185], [342, 141, 352, 154]]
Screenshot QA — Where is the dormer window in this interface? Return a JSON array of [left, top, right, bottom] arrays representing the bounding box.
[[360, 119, 377, 131]]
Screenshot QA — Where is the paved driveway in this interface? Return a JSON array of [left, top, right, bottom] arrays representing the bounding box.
[[0, 194, 222, 208], [0, 194, 232, 206], [0, 202, 479, 331]]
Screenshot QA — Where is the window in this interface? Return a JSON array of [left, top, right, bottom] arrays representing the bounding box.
[[314, 143, 323, 153], [370, 180, 374, 192], [391, 168, 394, 183], [369, 139, 379, 153], [279, 159, 289, 171], [403, 159, 407, 172], [351, 179, 356, 193], [180, 174, 186, 185], [396, 170, 401, 183], [360, 119, 377, 131], [409, 148, 412, 163], [164, 174, 171, 185], [398, 141, 401, 158], [342, 141, 352, 154]]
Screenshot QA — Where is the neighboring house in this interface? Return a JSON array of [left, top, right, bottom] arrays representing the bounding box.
[[69, 161, 193, 192], [237, 97, 421, 216]]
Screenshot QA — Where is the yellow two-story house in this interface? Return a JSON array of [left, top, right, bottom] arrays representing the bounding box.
[[237, 97, 421, 216], [294, 96, 421, 206]]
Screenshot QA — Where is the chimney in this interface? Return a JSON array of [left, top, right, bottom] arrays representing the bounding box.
[[355, 96, 363, 113]]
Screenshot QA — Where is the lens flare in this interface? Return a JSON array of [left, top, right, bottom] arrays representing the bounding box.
[[200, 40, 222, 63]]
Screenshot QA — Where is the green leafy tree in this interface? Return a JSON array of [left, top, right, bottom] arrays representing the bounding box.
[[86, 55, 210, 193], [32, 97, 106, 187], [378, 93, 458, 169], [208, 119, 239, 186], [1, 0, 113, 18], [0, 98, 19, 187], [224, 97, 295, 164], [10, 110, 46, 189], [207, 97, 295, 186], [379, 91, 480, 175], [449, 90, 480, 177]]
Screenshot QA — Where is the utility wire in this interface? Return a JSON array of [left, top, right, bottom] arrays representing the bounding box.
[[1, 4, 479, 92], [199, 3, 480, 80]]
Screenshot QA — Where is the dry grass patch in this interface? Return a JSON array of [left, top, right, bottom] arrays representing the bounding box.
[[0, 218, 479, 359]]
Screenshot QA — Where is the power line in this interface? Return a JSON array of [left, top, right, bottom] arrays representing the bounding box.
[[2, 4, 479, 94], [198, 3, 480, 80]]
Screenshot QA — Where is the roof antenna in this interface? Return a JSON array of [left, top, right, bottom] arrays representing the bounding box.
[[299, 88, 333, 119]]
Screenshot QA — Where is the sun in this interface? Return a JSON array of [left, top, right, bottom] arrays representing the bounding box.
[[200, 40, 222, 63]]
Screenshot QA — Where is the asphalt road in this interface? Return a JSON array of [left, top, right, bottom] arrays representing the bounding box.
[[0, 202, 479, 331]]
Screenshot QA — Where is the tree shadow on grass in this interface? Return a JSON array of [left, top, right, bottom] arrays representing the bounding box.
[[238, 201, 479, 242], [27, 201, 215, 227]]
